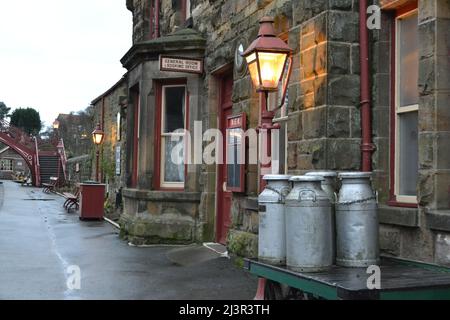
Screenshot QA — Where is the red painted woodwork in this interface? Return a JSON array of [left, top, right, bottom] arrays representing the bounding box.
[[0, 118, 41, 186], [388, 3, 419, 208], [359, 0, 375, 172], [79, 183, 105, 220], [149, 0, 160, 39], [153, 78, 188, 191], [217, 73, 234, 244]]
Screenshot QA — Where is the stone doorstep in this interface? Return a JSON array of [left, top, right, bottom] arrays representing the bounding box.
[[426, 210, 450, 233]]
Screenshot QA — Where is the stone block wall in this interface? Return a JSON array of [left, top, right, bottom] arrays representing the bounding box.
[[288, 0, 361, 175], [92, 79, 128, 220], [66, 155, 92, 186]]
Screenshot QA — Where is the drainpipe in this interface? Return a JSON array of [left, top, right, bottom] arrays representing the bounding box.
[[155, 0, 160, 38], [359, 0, 375, 172]]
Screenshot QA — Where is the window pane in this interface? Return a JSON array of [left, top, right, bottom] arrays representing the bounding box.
[[398, 111, 418, 196], [227, 129, 242, 189], [163, 137, 184, 183], [399, 13, 419, 107], [164, 86, 185, 133]]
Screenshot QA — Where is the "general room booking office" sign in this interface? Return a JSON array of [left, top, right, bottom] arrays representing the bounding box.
[[160, 55, 204, 74]]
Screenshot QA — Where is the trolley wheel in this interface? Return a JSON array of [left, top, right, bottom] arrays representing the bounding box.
[[264, 280, 284, 300]]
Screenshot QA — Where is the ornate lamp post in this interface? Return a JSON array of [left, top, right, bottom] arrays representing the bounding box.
[[242, 17, 293, 184], [92, 123, 105, 182]]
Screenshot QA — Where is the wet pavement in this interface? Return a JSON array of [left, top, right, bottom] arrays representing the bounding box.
[[0, 181, 257, 300]]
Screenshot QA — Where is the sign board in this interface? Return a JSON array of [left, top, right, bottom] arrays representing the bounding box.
[[160, 55, 204, 74], [115, 145, 121, 176]]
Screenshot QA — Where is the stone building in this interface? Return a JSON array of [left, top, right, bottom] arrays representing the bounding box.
[[113, 0, 450, 266], [55, 112, 92, 159], [91, 76, 128, 220], [0, 143, 30, 180]]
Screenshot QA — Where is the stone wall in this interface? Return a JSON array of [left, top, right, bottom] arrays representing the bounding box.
[[66, 155, 92, 186], [92, 78, 128, 220]]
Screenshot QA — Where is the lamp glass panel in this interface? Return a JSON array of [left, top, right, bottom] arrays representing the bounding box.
[[258, 52, 287, 90], [246, 53, 260, 87], [93, 133, 103, 145]]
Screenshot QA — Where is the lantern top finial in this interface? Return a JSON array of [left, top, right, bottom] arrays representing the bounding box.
[[242, 17, 292, 57], [258, 17, 276, 37]]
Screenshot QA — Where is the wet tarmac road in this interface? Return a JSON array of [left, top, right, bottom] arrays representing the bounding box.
[[0, 181, 257, 300]]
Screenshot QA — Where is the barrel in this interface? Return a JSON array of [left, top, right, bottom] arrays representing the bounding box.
[[306, 171, 338, 264], [336, 172, 379, 267], [285, 176, 333, 272], [258, 174, 292, 265]]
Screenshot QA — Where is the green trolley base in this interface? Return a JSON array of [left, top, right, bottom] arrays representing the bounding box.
[[244, 257, 450, 300]]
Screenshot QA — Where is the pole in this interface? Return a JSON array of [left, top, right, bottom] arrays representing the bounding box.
[[259, 91, 279, 191], [96, 149, 100, 182], [359, 0, 374, 172]]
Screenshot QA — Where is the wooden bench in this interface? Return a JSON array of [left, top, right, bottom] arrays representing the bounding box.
[[21, 176, 33, 187], [42, 177, 58, 193], [63, 185, 80, 212]]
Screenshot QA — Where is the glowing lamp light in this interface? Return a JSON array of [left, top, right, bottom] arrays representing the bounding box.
[[92, 123, 105, 146], [243, 17, 293, 92], [52, 120, 60, 130]]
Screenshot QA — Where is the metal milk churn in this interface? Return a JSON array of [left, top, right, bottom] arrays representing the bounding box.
[[336, 172, 380, 267], [258, 175, 292, 265], [285, 176, 333, 272], [306, 171, 338, 263]]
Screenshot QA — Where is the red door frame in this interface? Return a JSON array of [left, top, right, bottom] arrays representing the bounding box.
[[216, 72, 234, 244]]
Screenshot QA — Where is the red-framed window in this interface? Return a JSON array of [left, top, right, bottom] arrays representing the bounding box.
[[388, 2, 419, 208], [154, 79, 189, 191], [226, 113, 247, 193], [148, 0, 160, 39]]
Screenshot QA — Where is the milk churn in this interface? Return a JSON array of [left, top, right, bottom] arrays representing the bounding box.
[[305, 171, 338, 201], [306, 171, 338, 263], [258, 175, 292, 265], [285, 176, 333, 272], [336, 172, 379, 267]]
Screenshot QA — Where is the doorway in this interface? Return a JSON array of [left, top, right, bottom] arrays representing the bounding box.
[[216, 72, 233, 244]]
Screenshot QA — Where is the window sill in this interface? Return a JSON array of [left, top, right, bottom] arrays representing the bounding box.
[[425, 210, 450, 233], [123, 188, 201, 203], [379, 205, 419, 227]]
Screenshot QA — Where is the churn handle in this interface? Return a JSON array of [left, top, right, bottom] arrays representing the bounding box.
[[298, 189, 317, 202]]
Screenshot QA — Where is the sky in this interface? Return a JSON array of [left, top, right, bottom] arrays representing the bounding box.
[[0, 0, 132, 127]]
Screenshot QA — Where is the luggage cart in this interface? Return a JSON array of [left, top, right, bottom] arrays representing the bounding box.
[[244, 256, 450, 300]]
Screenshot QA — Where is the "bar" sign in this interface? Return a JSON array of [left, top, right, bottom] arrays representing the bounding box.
[[160, 55, 204, 74]]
